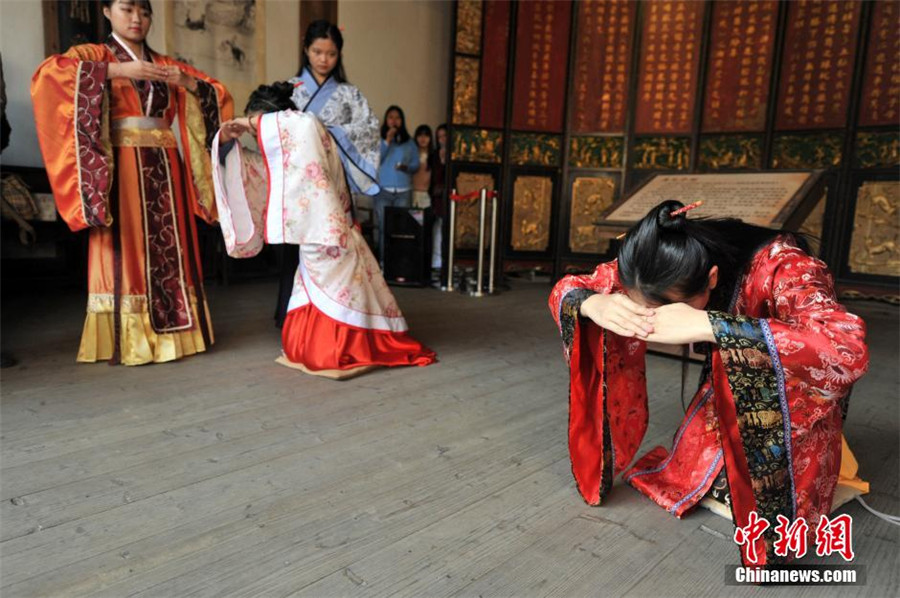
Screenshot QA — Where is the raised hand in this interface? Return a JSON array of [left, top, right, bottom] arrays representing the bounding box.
[[579, 293, 655, 339], [219, 119, 249, 141], [163, 65, 198, 93], [643, 302, 715, 345], [218, 116, 260, 142], [107, 61, 168, 82]]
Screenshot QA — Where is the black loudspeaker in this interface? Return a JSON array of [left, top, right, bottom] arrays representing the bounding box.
[[384, 207, 433, 286]]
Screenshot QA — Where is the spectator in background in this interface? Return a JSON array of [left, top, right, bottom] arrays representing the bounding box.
[[428, 124, 448, 281], [411, 124, 433, 209], [0, 52, 9, 153], [1, 51, 13, 368], [374, 105, 418, 265]]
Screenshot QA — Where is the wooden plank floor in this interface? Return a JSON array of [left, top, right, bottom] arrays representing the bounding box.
[[1, 278, 897, 597]]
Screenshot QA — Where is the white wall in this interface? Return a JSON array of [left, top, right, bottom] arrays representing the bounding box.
[[262, 1, 302, 83], [0, 0, 450, 168], [0, 0, 300, 168], [339, 0, 451, 135], [1, 0, 48, 167]]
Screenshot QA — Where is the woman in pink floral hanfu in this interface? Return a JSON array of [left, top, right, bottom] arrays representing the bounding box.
[[213, 83, 435, 379]]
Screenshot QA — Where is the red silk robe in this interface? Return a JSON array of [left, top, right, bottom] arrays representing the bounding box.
[[31, 36, 233, 365], [549, 238, 869, 568]]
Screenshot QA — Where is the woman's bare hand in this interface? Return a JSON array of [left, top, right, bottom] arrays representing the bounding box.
[[579, 293, 655, 338], [164, 65, 198, 92], [643, 303, 715, 345], [219, 119, 249, 141], [107, 61, 168, 82]]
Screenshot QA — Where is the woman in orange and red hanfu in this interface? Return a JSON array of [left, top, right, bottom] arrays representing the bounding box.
[[31, 0, 233, 365]]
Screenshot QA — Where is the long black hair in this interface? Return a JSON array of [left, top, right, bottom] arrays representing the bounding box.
[[298, 19, 347, 83], [381, 105, 411, 144], [617, 200, 810, 309], [414, 124, 433, 150], [245, 82, 295, 115], [435, 123, 448, 148], [101, 0, 153, 13]]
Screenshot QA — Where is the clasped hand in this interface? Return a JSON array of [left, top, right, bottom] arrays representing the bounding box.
[[579, 293, 715, 345], [218, 116, 260, 141], [109, 62, 197, 92]]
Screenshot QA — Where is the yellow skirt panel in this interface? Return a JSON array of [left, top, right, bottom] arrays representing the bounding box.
[[76, 295, 213, 366]]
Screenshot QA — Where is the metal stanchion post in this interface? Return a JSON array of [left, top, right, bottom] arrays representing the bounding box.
[[473, 188, 487, 297], [488, 192, 498, 295], [446, 188, 457, 292]]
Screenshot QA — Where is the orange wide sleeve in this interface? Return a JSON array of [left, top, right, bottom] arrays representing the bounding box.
[[167, 58, 234, 224], [30, 44, 113, 232]]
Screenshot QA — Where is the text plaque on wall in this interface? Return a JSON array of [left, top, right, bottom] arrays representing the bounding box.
[[702, 0, 778, 132], [634, 0, 705, 135], [479, 0, 511, 129], [776, 0, 862, 130], [511, 0, 573, 133], [858, 0, 900, 127], [603, 172, 824, 229], [572, 0, 636, 133]]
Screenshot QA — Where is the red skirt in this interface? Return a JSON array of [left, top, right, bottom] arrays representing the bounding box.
[[282, 304, 436, 371]]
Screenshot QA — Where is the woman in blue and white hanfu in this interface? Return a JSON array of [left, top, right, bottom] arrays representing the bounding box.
[[271, 20, 382, 327]]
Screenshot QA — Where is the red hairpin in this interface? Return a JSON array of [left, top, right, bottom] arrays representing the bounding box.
[[670, 200, 703, 217], [294, 81, 303, 87]]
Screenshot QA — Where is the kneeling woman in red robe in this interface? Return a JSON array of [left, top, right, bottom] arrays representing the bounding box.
[[549, 200, 869, 568], [213, 83, 435, 379]]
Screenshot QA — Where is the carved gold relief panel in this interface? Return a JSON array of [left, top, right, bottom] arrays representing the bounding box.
[[698, 135, 763, 170], [510, 133, 561, 166], [453, 57, 479, 126], [511, 176, 553, 252], [848, 180, 900, 277], [568, 136, 624, 169], [453, 172, 495, 250], [455, 0, 483, 55], [451, 128, 503, 163], [771, 134, 843, 169], [855, 132, 900, 169], [569, 176, 618, 255], [632, 137, 691, 170]]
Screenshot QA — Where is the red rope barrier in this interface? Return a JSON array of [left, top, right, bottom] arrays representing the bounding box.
[[449, 190, 499, 202]]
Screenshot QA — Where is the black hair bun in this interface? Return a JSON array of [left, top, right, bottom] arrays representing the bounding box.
[[245, 81, 297, 115], [657, 200, 687, 231], [272, 81, 294, 98]]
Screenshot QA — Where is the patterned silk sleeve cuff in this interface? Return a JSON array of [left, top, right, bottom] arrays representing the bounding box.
[[194, 79, 221, 150], [559, 288, 596, 352]]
